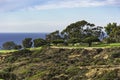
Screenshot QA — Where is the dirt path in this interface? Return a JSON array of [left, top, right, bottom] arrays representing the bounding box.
[[51, 46, 108, 50]]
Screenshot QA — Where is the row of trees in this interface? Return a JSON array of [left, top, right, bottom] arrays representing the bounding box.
[[2, 38, 47, 50], [46, 20, 120, 46], [46, 20, 102, 47], [2, 20, 120, 49]]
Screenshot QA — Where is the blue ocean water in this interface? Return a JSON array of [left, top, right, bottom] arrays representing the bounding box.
[[0, 33, 48, 47]]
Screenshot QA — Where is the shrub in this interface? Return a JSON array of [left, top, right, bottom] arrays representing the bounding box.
[[66, 67, 80, 76], [68, 38, 81, 44], [52, 39, 64, 45], [14, 45, 22, 50], [2, 41, 16, 50], [105, 37, 116, 44], [98, 70, 118, 80], [33, 38, 47, 47], [5, 56, 17, 63], [22, 38, 32, 48], [111, 52, 120, 58], [15, 49, 32, 57], [0, 71, 17, 80]]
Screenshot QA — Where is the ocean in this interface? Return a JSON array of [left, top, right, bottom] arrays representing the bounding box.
[[0, 33, 48, 47]]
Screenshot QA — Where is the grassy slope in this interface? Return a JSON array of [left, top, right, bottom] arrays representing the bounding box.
[[0, 47, 120, 80]]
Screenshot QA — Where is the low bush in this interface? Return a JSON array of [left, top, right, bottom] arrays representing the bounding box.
[[111, 52, 120, 58]]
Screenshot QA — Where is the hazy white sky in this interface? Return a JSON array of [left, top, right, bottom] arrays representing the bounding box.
[[0, 0, 120, 33]]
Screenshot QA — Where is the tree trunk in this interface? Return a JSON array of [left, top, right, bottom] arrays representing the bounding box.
[[88, 42, 92, 47]]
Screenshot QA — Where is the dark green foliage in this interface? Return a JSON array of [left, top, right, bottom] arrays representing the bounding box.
[[52, 39, 64, 45], [0, 71, 17, 80], [105, 37, 116, 44], [47, 20, 102, 46], [61, 20, 89, 39], [33, 38, 47, 47], [66, 67, 81, 76], [68, 38, 81, 44], [46, 30, 61, 42], [14, 45, 22, 50], [111, 52, 120, 58], [105, 23, 117, 35], [5, 56, 17, 63], [84, 36, 99, 47], [105, 23, 120, 43], [5, 49, 32, 63], [2, 41, 16, 50], [98, 70, 118, 80], [2, 41, 22, 50], [96, 48, 103, 53], [14, 49, 32, 57], [22, 38, 32, 48], [0, 65, 17, 80]]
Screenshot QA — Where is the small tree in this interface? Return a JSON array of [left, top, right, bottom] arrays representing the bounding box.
[[22, 38, 32, 48], [84, 36, 99, 47], [33, 38, 47, 47], [2, 41, 16, 50], [46, 30, 61, 43], [14, 45, 22, 50]]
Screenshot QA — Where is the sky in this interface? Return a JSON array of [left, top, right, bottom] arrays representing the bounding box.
[[0, 0, 120, 33]]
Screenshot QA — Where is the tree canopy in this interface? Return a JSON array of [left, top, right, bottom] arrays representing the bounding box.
[[45, 20, 105, 46], [22, 38, 33, 48], [60, 20, 102, 46], [105, 23, 120, 43], [2, 41, 17, 50], [33, 38, 47, 47]]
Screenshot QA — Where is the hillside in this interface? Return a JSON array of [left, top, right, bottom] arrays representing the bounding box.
[[0, 47, 120, 80]]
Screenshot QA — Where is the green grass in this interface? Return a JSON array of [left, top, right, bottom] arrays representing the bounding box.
[[109, 43, 120, 47], [53, 43, 120, 49], [0, 43, 120, 54], [93, 43, 120, 47], [0, 50, 17, 54], [0, 47, 42, 54], [29, 47, 42, 51]]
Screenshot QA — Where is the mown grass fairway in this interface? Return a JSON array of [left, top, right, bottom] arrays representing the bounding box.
[[93, 43, 120, 47], [1, 43, 120, 54], [0, 50, 17, 54], [0, 47, 42, 54], [29, 47, 42, 51]]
